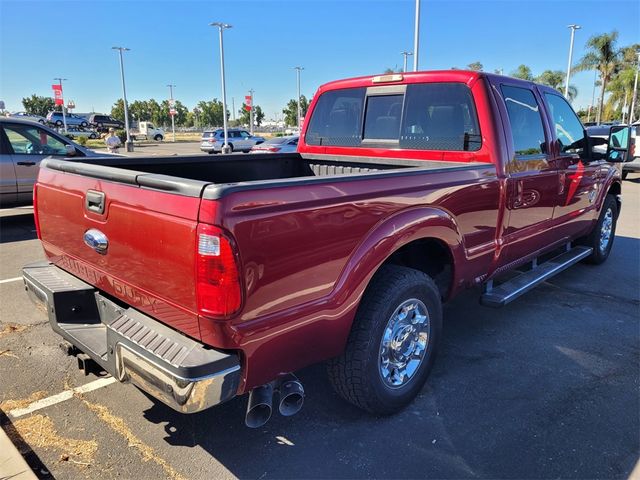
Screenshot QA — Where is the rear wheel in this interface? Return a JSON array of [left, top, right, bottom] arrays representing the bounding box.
[[55, 120, 63, 126], [579, 194, 618, 265], [327, 265, 442, 414], [154, 134, 163, 141]]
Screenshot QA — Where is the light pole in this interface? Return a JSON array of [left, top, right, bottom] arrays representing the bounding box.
[[630, 51, 640, 123], [587, 70, 598, 123], [210, 22, 232, 154], [564, 24, 581, 99], [401, 51, 413, 73], [413, 0, 420, 71], [53, 77, 68, 132], [167, 84, 176, 142], [294, 66, 304, 130], [112, 47, 133, 152]]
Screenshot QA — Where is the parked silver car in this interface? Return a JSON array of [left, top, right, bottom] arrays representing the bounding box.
[[8, 112, 46, 124], [250, 135, 298, 153], [46, 111, 89, 128], [200, 128, 265, 153], [0, 117, 103, 206]]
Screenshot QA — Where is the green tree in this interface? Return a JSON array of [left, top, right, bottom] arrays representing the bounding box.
[[606, 67, 636, 120], [159, 99, 188, 127], [22, 94, 56, 117], [238, 104, 265, 127], [511, 64, 533, 81], [467, 61, 483, 71], [282, 95, 309, 127], [110, 98, 125, 122], [536, 70, 578, 101], [573, 31, 621, 123], [196, 99, 228, 127]]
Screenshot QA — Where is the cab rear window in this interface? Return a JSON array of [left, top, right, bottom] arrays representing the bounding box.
[[305, 83, 481, 151]]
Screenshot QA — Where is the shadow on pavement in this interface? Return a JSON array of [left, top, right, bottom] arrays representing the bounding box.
[[139, 236, 639, 479], [0, 213, 37, 243]]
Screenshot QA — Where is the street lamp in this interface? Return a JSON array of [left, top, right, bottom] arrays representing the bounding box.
[[210, 22, 232, 154], [112, 47, 133, 152], [401, 51, 413, 73], [413, 0, 420, 71], [53, 77, 68, 132], [630, 51, 640, 124], [167, 84, 176, 142], [564, 24, 581, 99], [294, 66, 304, 130]]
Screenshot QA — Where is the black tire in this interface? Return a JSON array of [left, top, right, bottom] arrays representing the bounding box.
[[38, 119, 45, 124], [154, 134, 163, 141], [327, 264, 442, 415], [579, 194, 618, 265], [97, 123, 103, 129], [80, 121, 88, 128], [622, 171, 629, 180], [55, 120, 63, 126], [207, 150, 216, 155]]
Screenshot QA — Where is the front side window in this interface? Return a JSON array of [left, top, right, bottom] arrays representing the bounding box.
[[400, 83, 481, 151], [544, 93, 585, 155], [501, 85, 546, 156], [4, 124, 68, 155], [305, 87, 365, 146]]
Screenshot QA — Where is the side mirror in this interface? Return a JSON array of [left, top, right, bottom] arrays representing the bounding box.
[[65, 144, 77, 156], [606, 125, 632, 163]]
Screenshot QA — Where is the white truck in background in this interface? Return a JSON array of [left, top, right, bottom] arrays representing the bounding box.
[[130, 121, 164, 141]]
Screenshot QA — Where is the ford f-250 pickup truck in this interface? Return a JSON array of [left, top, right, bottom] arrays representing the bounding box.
[[23, 71, 632, 427]]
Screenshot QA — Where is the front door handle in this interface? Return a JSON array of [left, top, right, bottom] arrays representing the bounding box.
[[16, 161, 36, 166]]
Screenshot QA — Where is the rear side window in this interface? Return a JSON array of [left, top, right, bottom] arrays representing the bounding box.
[[305, 88, 365, 146], [501, 85, 546, 156], [400, 83, 481, 151]]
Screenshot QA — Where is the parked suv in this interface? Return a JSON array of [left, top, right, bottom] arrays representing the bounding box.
[[88, 114, 124, 131], [46, 112, 89, 128], [200, 128, 265, 153]]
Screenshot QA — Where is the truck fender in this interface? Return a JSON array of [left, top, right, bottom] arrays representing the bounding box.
[[329, 206, 465, 341]]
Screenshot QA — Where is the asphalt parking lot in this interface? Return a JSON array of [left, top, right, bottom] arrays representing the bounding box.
[[1, 174, 638, 479]]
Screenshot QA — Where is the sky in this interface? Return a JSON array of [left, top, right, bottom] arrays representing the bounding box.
[[1, 0, 638, 120]]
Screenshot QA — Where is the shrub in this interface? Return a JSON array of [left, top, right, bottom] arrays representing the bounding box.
[[115, 129, 127, 144], [76, 136, 88, 146]]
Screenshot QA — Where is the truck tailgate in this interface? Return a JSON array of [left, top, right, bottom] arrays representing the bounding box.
[[35, 164, 205, 339]]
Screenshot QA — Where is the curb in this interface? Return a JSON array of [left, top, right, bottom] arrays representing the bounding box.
[[0, 424, 37, 480]]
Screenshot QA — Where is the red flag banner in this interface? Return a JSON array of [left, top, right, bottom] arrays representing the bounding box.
[[52, 84, 63, 106]]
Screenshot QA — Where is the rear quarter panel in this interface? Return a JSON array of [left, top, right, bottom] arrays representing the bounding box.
[[200, 164, 500, 391]]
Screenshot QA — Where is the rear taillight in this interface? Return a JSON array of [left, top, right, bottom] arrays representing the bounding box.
[[267, 147, 281, 152], [196, 224, 242, 318]]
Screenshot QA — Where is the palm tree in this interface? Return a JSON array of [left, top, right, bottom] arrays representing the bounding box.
[[536, 70, 578, 101], [573, 31, 621, 123], [511, 64, 533, 81]]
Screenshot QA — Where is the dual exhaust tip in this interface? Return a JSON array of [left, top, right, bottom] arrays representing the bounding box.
[[245, 374, 304, 428]]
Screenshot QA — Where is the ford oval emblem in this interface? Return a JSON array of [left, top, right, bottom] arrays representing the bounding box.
[[84, 229, 108, 254]]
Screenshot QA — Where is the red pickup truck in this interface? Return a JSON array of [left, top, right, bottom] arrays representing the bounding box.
[[23, 71, 631, 427]]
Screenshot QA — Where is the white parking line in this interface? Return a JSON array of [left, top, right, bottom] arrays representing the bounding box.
[[9, 377, 117, 418], [0, 277, 22, 284]]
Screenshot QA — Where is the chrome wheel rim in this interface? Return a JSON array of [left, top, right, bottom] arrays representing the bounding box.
[[379, 298, 430, 389], [599, 208, 613, 253]]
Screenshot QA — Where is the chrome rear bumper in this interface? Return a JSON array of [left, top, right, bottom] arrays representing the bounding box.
[[22, 261, 241, 413]]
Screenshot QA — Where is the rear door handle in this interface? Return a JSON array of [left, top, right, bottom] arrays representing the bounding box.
[[16, 161, 36, 166]]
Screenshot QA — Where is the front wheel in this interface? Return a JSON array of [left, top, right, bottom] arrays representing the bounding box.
[[154, 134, 163, 141], [327, 265, 442, 415], [579, 194, 618, 265]]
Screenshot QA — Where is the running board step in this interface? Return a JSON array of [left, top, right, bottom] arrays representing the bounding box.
[[480, 246, 593, 308]]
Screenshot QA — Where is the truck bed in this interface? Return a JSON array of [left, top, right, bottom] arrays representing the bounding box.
[[40, 153, 484, 199]]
